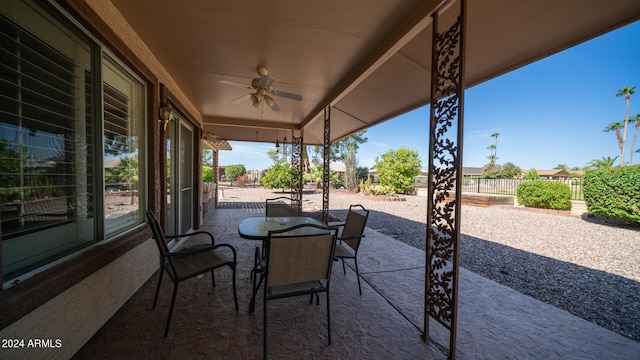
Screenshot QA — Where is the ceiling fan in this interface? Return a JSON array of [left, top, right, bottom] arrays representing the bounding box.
[[219, 67, 303, 111]]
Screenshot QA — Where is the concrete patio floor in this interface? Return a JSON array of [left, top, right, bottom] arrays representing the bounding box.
[[73, 206, 640, 359]]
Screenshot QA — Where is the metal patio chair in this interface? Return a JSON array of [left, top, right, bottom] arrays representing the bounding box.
[[262, 223, 338, 359], [146, 210, 238, 337], [333, 204, 369, 295], [265, 196, 298, 217]]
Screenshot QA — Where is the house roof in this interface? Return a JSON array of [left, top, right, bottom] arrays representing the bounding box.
[[523, 169, 584, 178], [109, 0, 640, 146]]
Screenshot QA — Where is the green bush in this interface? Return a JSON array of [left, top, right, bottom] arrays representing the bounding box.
[[516, 180, 571, 210], [374, 147, 422, 194], [360, 176, 396, 196], [259, 163, 292, 191], [583, 166, 640, 223], [202, 165, 213, 182]]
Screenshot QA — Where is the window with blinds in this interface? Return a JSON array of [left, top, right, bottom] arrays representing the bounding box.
[[0, 0, 145, 283], [102, 56, 145, 235]]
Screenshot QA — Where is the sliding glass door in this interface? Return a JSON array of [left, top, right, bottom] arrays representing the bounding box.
[[166, 118, 194, 235]]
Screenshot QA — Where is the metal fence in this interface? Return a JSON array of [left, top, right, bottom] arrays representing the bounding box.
[[459, 177, 584, 200]]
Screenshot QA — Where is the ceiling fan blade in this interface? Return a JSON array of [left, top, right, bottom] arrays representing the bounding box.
[[231, 93, 252, 104], [260, 74, 275, 88], [273, 90, 303, 101], [219, 80, 250, 88]]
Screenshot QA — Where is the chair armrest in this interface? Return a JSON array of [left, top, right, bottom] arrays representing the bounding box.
[[169, 243, 214, 258], [338, 234, 365, 241], [166, 230, 216, 245], [169, 242, 237, 262], [212, 243, 238, 262]]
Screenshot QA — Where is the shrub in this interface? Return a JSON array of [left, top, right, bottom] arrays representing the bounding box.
[[365, 185, 396, 196], [359, 175, 396, 196], [202, 165, 213, 182], [583, 166, 640, 223], [259, 163, 292, 191], [516, 180, 571, 210], [232, 174, 253, 187], [374, 147, 422, 194]]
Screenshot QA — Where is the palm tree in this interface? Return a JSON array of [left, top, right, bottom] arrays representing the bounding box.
[[603, 121, 625, 165], [616, 85, 635, 165], [114, 157, 139, 204], [490, 132, 500, 164], [628, 114, 639, 165], [587, 156, 618, 169], [486, 144, 497, 165]]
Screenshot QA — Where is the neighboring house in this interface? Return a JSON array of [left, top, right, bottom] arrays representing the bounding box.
[[463, 167, 483, 177], [523, 169, 584, 179]]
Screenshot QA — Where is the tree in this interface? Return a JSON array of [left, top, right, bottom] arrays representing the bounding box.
[[225, 164, 246, 181], [628, 114, 639, 165], [104, 134, 138, 157], [488, 132, 500, 165], [202, 149, 213, 182], [374, 147, 422, 194], [523, 168, 539, 179], [259, 162, 293, 191], [482, 162, 502, 178], [112, 157, 139, 204], [329, 131, 368, 161], [554, 164, 569, 170], [304, 164, 339, 188], [501, 162, 522, 178], [326, 131, 368, 192], [202, 149, 213, 166], [587, 156, 618, 169], [603, 121, 625, 165], [616, 85, 635, 166], [343, 142, 359, 191], [202, 166, 213, 182]]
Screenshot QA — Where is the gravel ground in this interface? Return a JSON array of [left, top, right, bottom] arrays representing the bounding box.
[[220, 186, 640, 342]]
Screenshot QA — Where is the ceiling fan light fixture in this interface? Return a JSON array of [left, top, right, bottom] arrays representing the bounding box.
[[264, 95, 275, 108], [250, 94, 260, 107]]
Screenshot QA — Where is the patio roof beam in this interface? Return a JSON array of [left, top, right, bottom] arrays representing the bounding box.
[[203, 116, 299, 131], [299, 0, 443, 130]]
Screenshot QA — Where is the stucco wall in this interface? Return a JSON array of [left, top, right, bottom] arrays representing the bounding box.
[[0, 238, 158, 360]]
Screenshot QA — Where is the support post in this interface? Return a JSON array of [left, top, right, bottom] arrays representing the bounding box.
[[322, 107, 331, 224], [291, 130, 303, 215], [423, 0, 466, 359]]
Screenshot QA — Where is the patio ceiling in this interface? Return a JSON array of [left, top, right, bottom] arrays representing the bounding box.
[[110, 0, 640, 146]]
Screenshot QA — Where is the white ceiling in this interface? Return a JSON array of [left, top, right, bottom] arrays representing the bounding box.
[[110, 0, 640, 145]]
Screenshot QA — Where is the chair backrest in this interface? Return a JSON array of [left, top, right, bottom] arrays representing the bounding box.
[[265, 197, 298, 217], [146, 210, 170, 257], [341, 204, 369, 251], [266, 224, 337, 288]]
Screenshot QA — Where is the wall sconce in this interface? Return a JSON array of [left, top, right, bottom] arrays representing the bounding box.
[[158, 101, 173, 132]]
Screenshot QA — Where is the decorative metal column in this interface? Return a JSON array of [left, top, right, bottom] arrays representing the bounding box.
[[291, 132, 303, 215], [423, 1, 466, 359], [213, 149, 219, 207], [322, 106, 331, 224]]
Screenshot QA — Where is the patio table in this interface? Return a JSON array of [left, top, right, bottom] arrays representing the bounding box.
[[238, 216, 327, 241]]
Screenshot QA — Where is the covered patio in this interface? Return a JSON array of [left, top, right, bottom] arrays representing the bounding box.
[[73, 204, 640, 359], [2, 1, 640, 359]]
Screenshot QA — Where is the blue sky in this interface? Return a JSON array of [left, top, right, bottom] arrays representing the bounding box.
[[220, 20, 640, 171]]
